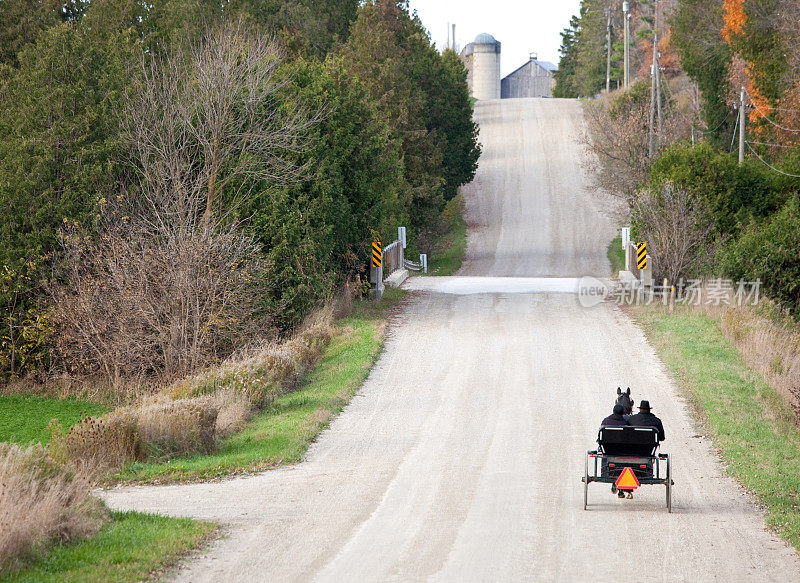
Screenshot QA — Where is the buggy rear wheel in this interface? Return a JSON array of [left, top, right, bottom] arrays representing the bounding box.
[[583, 454, 589, 510], [666, 457, 672, 512]]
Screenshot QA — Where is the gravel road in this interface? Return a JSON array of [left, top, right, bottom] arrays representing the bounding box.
[[103, 98, 800, 582]]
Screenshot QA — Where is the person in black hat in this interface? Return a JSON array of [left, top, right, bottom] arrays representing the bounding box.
[[624, 400, 665, 495], [626, 400, 665, 442]]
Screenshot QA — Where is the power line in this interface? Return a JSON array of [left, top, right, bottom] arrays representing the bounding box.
[[747, 140, 795, 149], [745, 141, 800, 178], [744, 88, 800, 133], [694, 114, 728, 135], [745, 103, 800, 114], [729, 109, 740, 154]]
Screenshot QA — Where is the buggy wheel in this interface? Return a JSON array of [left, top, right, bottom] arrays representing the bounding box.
[[666, 458, 672, 512], [583, 455, 589, 510]]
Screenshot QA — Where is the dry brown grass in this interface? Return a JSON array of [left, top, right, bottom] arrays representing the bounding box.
[[167, 307, 335, 406], [0, 443, 107, 574], [48, 307, 337, 471], [49, 411, 146, 471], [695, 300, 800, 420], [130, 397, 218, 457]]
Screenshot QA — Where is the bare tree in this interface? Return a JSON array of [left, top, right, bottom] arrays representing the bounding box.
[[582, 87, 653, 205], [582, 82, 692, 206], [125, 20, 316, 228], [50, 212, 268, 380], [632, 182, 715, 282], [48, 22, 316, 383]]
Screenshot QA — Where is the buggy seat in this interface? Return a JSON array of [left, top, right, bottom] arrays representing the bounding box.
[[597, 425, 659, 457]]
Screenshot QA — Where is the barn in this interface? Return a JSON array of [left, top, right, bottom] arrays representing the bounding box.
[[500, 54, 557, 99]]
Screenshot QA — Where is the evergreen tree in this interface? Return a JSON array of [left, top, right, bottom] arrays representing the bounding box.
[[0, 0, 67, 67], [246, 57, 406, 328], [339, 0, 443, 240], [554, 15, 580, 98], [0, 22, 136, 376], [433, 50, 481, 202]]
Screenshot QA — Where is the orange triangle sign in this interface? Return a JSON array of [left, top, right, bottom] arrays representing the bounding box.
[[615, 467, 640, 490]]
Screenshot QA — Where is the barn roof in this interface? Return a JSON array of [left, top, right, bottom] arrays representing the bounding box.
[[503, 57, 558, 80]]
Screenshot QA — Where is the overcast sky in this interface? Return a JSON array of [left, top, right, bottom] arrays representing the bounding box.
[[407, 0, 581, 77]]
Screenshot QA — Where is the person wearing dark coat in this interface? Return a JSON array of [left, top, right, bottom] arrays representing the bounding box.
[[600, 404, 630, 497], [601, 404, 629, 426], [623, 400, 665, 490], [626, 400, 665, 441]]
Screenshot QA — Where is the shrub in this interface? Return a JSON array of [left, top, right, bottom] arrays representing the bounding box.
[[49, 214, 269, 381], [0, 443, 107, 574], [719, 196, 800, 314], [632, 182, 715, 282], [49, 412, 146, 471], [130, 398, 218, 458], [649, 142, 791, 236]]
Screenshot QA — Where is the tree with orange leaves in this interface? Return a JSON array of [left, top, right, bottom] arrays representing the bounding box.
[[721, 0, 789, 132]]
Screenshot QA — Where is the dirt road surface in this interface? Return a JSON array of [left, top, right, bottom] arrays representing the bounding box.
[[104, 99, 800, 582]]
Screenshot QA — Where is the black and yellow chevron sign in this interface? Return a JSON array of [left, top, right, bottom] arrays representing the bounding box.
[[372, 241, 382, 268], [637, 242, 647, 270]]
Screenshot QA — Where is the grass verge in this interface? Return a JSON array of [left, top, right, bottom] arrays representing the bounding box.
[[428, 195, 466, 276], [114, 288, 407, 483], [631, 304, 800, 550], [0, 395, 107, 446], [607, 236, 625, 276], [3, 511, 214, 583]]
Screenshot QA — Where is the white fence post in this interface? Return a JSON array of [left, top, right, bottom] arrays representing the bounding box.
[[398, 227, 406, 269]]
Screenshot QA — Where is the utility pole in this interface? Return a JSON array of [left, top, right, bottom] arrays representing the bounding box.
[[623, 1, 630, 89], [655, 0, 662, 151], [649, 0, 661, 158], [447, 22, 450, 50], [739, 86, 746, 164], [606, 6, 612, 93], [453, 24, 456, 51], [649, 30, 658, 157]]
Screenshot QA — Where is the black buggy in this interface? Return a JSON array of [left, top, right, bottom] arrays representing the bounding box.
[[581, 425, 674, 512]]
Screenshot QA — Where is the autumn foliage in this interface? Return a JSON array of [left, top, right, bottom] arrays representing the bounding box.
[[721, 0, 745, 43]]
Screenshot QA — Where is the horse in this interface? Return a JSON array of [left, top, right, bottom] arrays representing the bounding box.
[[615, 387, 633, 415]]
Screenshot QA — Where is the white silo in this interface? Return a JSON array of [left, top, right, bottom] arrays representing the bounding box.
[[471, 33, 501, 100]]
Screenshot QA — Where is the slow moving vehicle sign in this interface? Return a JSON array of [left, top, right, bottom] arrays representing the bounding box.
[[615, 466, 640, 490]]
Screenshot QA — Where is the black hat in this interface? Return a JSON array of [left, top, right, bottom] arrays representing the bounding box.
[[613, 404, 624, 415], [638, 400, 651, 411]]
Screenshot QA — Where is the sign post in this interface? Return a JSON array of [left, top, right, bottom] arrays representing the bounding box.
[[370, 240, 383, 300], [636, 242, 647, 270]]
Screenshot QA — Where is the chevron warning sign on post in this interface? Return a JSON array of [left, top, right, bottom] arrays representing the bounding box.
[[637, 242, 647, 270], [372, 241, 382, 268]]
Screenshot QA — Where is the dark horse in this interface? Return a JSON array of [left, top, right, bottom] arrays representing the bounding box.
[[615, 387, 634, 415]]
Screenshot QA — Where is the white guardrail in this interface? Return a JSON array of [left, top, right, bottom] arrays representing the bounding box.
[[382, 227, 427, 275]]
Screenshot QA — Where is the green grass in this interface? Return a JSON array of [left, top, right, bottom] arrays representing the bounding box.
[[428, 195, 467, 276], [3, 512, 215, 583], [632, 305, 800, 550], [607, 236, 625, 276], [115, 290, 406, 483], [0, 395, 107, 445]]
